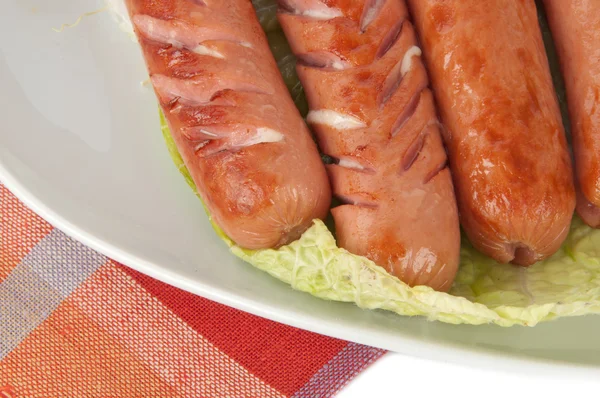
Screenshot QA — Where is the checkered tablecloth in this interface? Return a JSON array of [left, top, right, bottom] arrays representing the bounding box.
[[0, 183, 385, 397]]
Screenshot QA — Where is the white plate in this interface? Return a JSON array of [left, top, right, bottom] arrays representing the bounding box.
[[2, 0, 600, 378]]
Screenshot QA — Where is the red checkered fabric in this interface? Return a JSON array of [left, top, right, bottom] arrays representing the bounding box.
[[0, 184, 385, 397]]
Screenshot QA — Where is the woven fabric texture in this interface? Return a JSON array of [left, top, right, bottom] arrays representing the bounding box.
[[0, 184, 385, 397]]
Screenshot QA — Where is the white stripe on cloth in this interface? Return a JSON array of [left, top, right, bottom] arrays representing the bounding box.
[[0, 229, 106, 359], [70, 264, 287, 398]]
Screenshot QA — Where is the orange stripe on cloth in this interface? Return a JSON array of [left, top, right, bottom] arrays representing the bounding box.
[[69, 261, 287, 398], [0, 185, 53, 282], [0, 266, 181, 397]]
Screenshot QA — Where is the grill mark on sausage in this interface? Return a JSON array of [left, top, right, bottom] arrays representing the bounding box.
[[378, 46, 421, 107], [181, 126, 219, 140], [335, 194, 379, 209], [400, 120, 440, 173], [378, 63, 404, 106], [423, 160, 448, 184], [132, 14, 251, 57], [376, 19, 405, 59], [166, 96, 182, 110], [153, 74, 271, 107], [135, 9, 280, 160], [194, 138, 279, 158], [183, 124, 285, 157], [401, 130, 426, 171], [327, 155, 376, 174], [390, 86, 424, 138], [196, 146, 228, 158], [296, 52, 350, 70]]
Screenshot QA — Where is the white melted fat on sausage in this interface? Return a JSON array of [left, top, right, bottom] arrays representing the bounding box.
[[243, 128, 285, 145], [337, 158, 366, 171], [132, 13, 287, 151], [306, 110, 366, 130], [190, 45, 225, 59], [281, 0, 343, 20], [400, 46, 422, 76]]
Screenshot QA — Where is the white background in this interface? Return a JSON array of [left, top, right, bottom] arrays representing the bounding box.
[[339, 352, 600, 398]]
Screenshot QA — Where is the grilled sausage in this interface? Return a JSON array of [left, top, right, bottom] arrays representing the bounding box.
[[125, 0, 331, 249], [278, 0, 461, 291], [407, 0, 575, 265], [543, 0, 600, 227]]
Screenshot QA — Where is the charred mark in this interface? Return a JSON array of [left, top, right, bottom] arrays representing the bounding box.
[[321, 153, 336, 164]]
